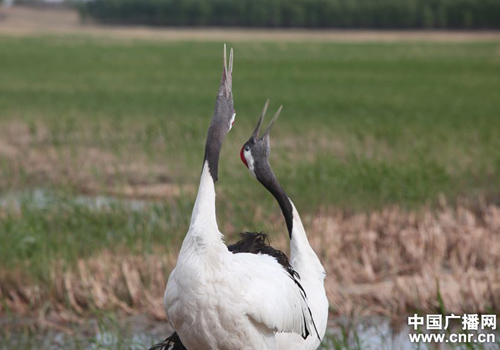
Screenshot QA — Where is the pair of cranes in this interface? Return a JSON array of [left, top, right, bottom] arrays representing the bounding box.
[[150, 46, 328, 350]]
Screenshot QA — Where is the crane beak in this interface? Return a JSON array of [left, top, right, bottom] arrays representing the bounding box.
[[250, 100, 282, 141], [219, 44, 233, 98], [252, 99, 269, 140], [261, 105, 282, 139]]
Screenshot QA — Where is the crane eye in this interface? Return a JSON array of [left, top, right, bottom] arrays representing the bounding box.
[[244, 145, 250, 152]]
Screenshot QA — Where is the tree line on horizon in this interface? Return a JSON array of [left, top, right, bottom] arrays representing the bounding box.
[[77, 0, 500, 29]]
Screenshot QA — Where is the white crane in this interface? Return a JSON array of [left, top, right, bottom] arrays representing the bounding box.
[[240, 101, 329, 349], [161, 46, 318, 350]]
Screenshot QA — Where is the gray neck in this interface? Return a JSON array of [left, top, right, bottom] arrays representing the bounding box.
[[203, 122, 226, 183]]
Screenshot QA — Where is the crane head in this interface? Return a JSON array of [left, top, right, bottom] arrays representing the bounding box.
[[211, 44, 236, 135], [203, 45, 235, 182], [240, 100, 282, 178]]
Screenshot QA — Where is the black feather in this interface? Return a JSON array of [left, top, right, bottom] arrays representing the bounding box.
[[228, 232, 319, 340], [148, 332, 186, 350], [228, 232, 299, 279]]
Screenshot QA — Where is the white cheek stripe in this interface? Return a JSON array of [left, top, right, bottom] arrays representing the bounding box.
[[228, 113, 236, 131], [245, 150, 256, 177]]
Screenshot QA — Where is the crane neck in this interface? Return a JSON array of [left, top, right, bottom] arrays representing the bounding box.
[[202, 123, 226, 183], [188, 119, 229, 233], [190, 160, 217, 226], [257, 165, 324, 277], [254, 160, 325, 280], [256, 165, 294, 238], [255, 161, 314, 249]]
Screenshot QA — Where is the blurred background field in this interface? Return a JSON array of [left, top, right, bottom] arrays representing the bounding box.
[[77, 0, 500, 29], [1, 3, 500, 350]]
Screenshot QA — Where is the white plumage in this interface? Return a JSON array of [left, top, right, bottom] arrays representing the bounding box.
[[276, 202, 329, 350], [240, 102, 329, 349], [163, 47, 317, 350]]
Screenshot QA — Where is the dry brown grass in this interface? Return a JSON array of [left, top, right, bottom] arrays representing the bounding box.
[[1, 200, 499, 326], [0, 121, 194, 199]]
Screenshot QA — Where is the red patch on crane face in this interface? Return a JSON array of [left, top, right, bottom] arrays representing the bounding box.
[[240, 147, 248, 168]]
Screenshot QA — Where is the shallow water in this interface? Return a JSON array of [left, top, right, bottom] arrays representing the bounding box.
[[1, 315, 499, 350], [0, 189, 148, 212]]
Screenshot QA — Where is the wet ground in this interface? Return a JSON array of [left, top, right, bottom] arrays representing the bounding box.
[[1, 191, 500, 349]]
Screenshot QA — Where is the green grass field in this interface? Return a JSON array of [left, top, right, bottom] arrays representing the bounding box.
[[1, 37, 499, 205], [0, 36, 500, 322]]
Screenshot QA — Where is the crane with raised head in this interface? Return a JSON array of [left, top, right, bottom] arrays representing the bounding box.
[[240, 101, 329, 349], [158, 46, 318, 350]]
